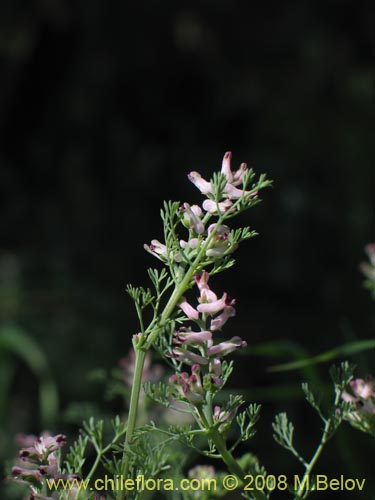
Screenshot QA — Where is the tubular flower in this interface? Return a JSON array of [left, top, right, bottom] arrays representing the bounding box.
[[144, 240, 183, 263], [10, 432, 81, 499], [173, 329, 212, 346], [202, 198, 233, 215], [188, 151, 258, 203], [187, 171, 212, 194], [207, 336, 247, 358], [181, 203, 205, 234], [178, 297, 199, 320], [172, 347, 208, 366], [169, 364, 204, 404], [195, 270, 218, 303], [19, 434, 67, 462], [210, 358, 223, 387], [342, 376, 375, 434], [197, 293, 235, 316], [210, 306, 236, 331], [206, 224, 236, 258]]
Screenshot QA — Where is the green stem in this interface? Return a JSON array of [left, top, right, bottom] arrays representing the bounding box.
[[294, 389, 342, 499], [210, 429, 246, 480], [145, 216, 225, 349], [209, 428, 267, 500], [119, 348, 147, 497], [195, 406, 266, 500], [118, 215, 226, 500]]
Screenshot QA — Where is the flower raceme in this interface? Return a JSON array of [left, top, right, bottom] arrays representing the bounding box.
[[10, 433, 81, 499], [169, 271, 247, 400], [144, 151, 267, 265], [188, 151, 258, 203]]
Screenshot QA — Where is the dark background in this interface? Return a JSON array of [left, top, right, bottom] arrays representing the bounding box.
[[1, 0, 374, 498]]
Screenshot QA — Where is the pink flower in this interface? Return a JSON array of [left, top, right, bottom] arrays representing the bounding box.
[[196, 271, 218, 303], [223, 183, 254, 200], [213, 404, 237, 432], [202, 198, 233, 215], [342, 375, 375, 430], [181, 203, 205, 234], [187, 171, 212, 194], [144, 239, 167, 260], [220, 151, 255, 199], [180, 238, 199, 250], [19, 435, 67, 462], [12, 465, 43, 479], [232, 163, 248, 186], [205, 224, 237, 258], [195, 271, 217, 303], [221, 151, 233, 182], [210, 306, 236, 331], [210, 358, 223, 387], [197, 293, 234, 315], [169, 364, 204, 404], [173, 329, 212, 346], [172, 347, 208, 365], [178, 297, 199, 320], [350, 377, 375, 400], [144, 240, 182, 262], [207, 336, 247, 357]]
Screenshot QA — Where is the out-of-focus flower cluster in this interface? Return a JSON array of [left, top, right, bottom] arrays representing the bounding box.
[[342, 376, 375, 436], [10, 433, 79, 500], [120, 350, 164, 389], [169, 271, 246, 405]]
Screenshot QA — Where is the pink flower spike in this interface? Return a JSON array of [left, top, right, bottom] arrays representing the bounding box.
[[174, 330, 212, 345], [178, 297, 199, 320], [172, 347, 208, 365], [197, 293, 233, 316], [221, 151, 233, 182], [187, 171, 212, 194], [207, 336, 247, 357], [210, 306, 236, 331]]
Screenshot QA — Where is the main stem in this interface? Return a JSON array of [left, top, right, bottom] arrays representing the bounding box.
[[119, 217, 225, 499]]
